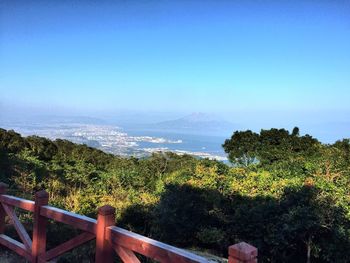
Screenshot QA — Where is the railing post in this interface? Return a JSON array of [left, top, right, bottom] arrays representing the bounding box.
[[0, 182, 8, 234], [229, 242, 258, 263], [32, 190, 49, 263], [95, 205, 115, 263]]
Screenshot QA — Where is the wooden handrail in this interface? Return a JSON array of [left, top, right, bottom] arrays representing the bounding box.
[[0, 182, 258, 263], [107, 226, 210, 263], [40, 205, 97, 233], [0, 195, 35, 212]]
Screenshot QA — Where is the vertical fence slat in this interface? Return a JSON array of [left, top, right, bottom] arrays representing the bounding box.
[[32, 190, 49, 263], [0, 183, 8, 234], [95, 205, 115, 263]]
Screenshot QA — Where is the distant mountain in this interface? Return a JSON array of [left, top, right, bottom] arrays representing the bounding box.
[[149, 113, 236, 135]]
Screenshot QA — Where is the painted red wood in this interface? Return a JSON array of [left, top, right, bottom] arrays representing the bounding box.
[[1, 203, 32, 250], [0, 204, 5, 234], [40, 205, 97, 234], [0, 234, 31, 260], [0, 182, 8, 234], [32, 190, 49, 263], [114, 245, 141, 263], [0, 184, 255, 263], [106, 226, 210, 263], [95, 205, 115, 263], [0, 195, 35, 212], [0, 183, 8, 194], [43, 232, 95, 261], [229, 242, 258, 263]]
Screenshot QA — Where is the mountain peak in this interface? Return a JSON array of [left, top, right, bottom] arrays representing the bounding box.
[[151, 113, 236, 135], [180, 112, 217, 123]]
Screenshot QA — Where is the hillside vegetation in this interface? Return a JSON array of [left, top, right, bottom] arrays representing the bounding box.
[[0, 127, 350, 262]]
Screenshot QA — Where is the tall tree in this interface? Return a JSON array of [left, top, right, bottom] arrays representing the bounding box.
[[222, 130, 260, 166]]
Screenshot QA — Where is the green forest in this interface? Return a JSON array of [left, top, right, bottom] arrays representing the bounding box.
[[0, 127, 350, 263]]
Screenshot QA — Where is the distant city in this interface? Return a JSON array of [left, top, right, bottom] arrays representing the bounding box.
[[0, 113, 231, 161], [1, 110, 350, 162]]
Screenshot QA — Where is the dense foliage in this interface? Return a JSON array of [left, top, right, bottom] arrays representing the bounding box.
[[1, 127, 350, 263]]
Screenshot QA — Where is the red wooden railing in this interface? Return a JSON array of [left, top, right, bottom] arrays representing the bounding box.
[[0, 182, 258, 263]]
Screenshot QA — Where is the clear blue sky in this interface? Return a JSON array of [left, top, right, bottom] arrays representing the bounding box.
[[1, 0, 350, 115]]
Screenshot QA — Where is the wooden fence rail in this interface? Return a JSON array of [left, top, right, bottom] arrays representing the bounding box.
[[0, 182, 258, 263]]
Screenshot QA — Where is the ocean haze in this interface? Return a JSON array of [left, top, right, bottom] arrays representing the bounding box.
[[1, 105, 349, 143], [1, 106, 349, 163], [0, 110, 231, 161]]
